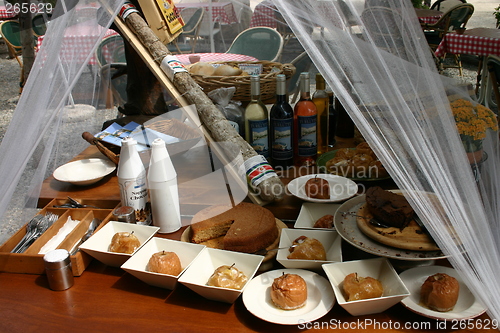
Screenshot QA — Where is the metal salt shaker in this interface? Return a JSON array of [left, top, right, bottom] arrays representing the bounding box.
[[112, 206, 136, 223], [43, 249, 74, 291]]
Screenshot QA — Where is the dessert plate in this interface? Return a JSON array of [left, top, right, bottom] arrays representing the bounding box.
[[53, 158, 116, 186], [399, 265, 486, 320], [287, 174, 358, 203], [242, 268, 335, 325], [334, 195, 446, 260]]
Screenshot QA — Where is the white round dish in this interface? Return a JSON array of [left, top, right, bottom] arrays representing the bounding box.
[[334, 194, 446, 260], [242, 268, 335, 325], [399, 265, 486, 320], [53, 158, 116, 186], [286, 174, 358, 203]]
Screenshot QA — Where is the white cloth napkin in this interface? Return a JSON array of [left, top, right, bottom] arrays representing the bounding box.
[[39, 216, 80, 254]]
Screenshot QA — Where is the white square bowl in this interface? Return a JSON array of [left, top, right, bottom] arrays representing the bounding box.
[[322, 257, 410, 316], [79, 221, 159, 267], [121, 238, 206, 290], [294, 202, 341, 229], [276, 228, 342, 270], [178, 247, 264, 304]]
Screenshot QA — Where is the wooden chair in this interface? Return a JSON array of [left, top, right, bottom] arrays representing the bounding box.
[[226, 27, 283, 62], [0, 20, 24, 92], [32, 13, 52, 37], [430, 0, 467, 12], [423, 3, 474, 75]]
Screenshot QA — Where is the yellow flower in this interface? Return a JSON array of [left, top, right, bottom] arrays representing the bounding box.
[[450, 99, 498, 152]]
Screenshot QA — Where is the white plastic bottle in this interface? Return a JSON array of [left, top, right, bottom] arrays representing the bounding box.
[[117, 137, 151, 225], [148, 138, 181, 233]]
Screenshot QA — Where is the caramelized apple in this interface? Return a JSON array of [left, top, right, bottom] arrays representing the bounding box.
[[420, 273, 459, 312], [343, 272, 384, 301], [287, 236, 327, 260], [207, 264, 248, 290], [147, 251, 182, 276], [304, 176, 330, 199], [108, 231, 140, 254], [270, 273, 307, 310]]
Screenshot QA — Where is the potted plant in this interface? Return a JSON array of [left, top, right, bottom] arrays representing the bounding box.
[[450, 99, 498, 163]]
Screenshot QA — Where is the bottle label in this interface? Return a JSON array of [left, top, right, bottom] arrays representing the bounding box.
[[271, 118, 293, 160], [118, 175, 151, 225], [248, 119, 269, 157], [243, 155, 277, 188], [298, 115, 317, 157]]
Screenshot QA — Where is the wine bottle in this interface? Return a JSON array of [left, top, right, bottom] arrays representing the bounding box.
[[117, 137, 151, 225], [270, 74, 294, 169], [244, 75, 269, 158], [335, 97, 355, 138], [312, 73, 329, 155], [327, 87, 337, 149], [148, 138, 181, 234], [293, 72, 318, 167]]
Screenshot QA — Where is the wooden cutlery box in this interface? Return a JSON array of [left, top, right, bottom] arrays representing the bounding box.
[[0, 199, 119, 276]]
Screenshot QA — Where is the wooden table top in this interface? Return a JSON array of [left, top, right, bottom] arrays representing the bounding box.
[[3, 139, 497, 332]]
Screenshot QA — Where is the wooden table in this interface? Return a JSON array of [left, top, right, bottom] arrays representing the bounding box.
[[2, 141, 497, 332]]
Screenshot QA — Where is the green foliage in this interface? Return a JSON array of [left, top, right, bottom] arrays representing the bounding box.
[[494, 5, 500, 29]]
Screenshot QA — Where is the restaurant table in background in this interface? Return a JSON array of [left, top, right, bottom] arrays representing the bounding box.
[[175, 1, 238, 25], [175, 52, 258, 64], [0, 5, 16, 20], [434, 28, 500, 103], [36, 22, 118, 66]]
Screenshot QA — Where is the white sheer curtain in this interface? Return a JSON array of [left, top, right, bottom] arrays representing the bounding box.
[[274, 0, 500, 321]]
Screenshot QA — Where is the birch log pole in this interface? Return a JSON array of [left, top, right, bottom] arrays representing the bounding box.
[[123, 11, 285, 202]]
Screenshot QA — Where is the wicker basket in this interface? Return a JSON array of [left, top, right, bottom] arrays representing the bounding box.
[[190, 61, 296, 102]]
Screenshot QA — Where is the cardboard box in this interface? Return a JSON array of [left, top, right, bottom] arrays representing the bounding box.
[[137, 0, 183, 44]]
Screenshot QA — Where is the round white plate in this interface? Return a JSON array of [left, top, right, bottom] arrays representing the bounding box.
[[399, 266, 486, 320], [53, 158, 116, 186], [334, 194, 446, 260], [242, 268, 335, 325], [286, 174, 358, 203]]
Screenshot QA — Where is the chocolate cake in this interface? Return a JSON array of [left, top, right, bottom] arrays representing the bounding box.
[[190, 202, 278, 253], [365, 187, 414, 229]]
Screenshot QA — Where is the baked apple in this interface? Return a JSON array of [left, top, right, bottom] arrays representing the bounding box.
[[207, 264, 248, 290], [270, 273, 307, 310], [304, 176, 330, 199], [420, 273, 459, 312], [147, 251, 182, 276], [108, 231, 141, 254], [287, 236, 327, 260], [313, 214, 334, 228], [343, 272, 384, 301]]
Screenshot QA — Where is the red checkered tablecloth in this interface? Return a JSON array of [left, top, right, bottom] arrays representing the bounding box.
[[175, 2, 237, 25], [37, 23, 118, 65], [250, 1, 278, 28], [176, 52, 258, 64], [435, 28, 500, 58], [0, 5, 17, 20], [415, 8, 442, 25]]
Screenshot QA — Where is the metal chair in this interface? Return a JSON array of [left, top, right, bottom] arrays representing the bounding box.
[[484, 55, 500, 112], [423, 3, 474, 75], [167, 7, 204, 54], [225, 27, 283, 62], [0, 20, 24, 92], [287, 51, 313, 104], [32, 13, 52, 37], [95, 35, 127, 110]]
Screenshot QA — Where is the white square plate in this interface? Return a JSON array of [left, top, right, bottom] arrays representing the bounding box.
[[121, 238, 205, 289], [79, 221, 159, 267]]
